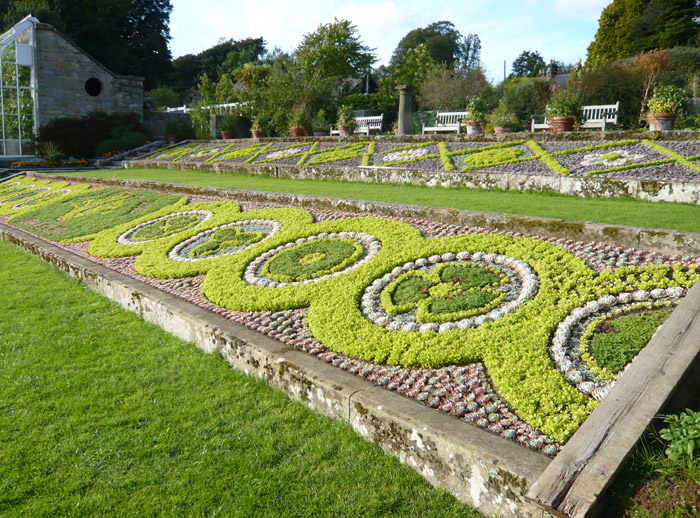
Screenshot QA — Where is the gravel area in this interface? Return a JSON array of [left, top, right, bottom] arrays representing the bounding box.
[[655, 141, 700, 156], [601, 162, 700, 181]]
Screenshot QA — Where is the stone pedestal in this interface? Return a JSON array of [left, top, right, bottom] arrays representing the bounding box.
[[396, 85, 414, 135]]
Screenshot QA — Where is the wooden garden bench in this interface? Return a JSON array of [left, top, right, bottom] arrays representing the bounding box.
[[531, 102, 620, 131], [422, 111, 469, 134], [330, 114, 384, 135]]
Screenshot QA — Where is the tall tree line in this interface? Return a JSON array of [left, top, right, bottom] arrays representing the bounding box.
[[586, 0, 700, 65], [0, 0, 173, 89]]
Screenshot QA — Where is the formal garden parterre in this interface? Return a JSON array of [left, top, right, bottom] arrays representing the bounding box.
[[2, 175, 698, 457], [144, 138, 700, 182]]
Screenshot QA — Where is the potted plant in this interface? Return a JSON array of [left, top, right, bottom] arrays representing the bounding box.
[[465, 96, 486, 134], [289, 104, 311, 137], [251, 117, 266, 138], [312, 109, 329, 136], [489, 98, 518, 134], [647, 85, 686, 131], [392, 120, 399, 135], [219, 114, 238, 140], [336, 105, 356, 137], [546, 87, 585, 132]]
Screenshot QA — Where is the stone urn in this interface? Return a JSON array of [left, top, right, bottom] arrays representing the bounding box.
[[464, 120, 483, 135], [550, 116, 575, 132], [289, 126, 306, 137], [648, 113, 676, 131]]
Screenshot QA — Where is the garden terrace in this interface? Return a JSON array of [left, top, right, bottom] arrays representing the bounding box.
[[1, 174, 699, 517], [131, 132, 700, 205]]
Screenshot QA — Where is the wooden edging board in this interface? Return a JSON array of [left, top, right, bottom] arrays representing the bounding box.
[[526, 279, 700, 517]]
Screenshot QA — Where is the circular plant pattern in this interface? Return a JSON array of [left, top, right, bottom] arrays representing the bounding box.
[[169, 219, 282, 262], [11, 189, 71, 209], [244, 232, 382, 287], [361, 251, 538, 333], [118, 210, 214, 244], [0, 187, 50, 205], [550, 286, 684, 399]]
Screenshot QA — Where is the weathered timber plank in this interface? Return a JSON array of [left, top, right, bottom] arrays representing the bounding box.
[[526, 280, 700, 518]]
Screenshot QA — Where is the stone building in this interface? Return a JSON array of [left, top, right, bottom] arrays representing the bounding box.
[[0, 15, 143, 157]]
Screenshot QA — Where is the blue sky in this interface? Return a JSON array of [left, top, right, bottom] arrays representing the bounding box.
[[169, 0, 612, 82]]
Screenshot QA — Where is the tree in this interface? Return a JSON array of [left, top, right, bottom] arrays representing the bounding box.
[[172, 37, 265, 93], [631, 0, 700, 50], [0, 0, 174, 89], [586, 0, 700, 66], [392, 43, 443, 89], [390, 21, 480, 70], [585, 0, 646, 66], [295, 18, 375, 78], [510, 50, 545, 77]]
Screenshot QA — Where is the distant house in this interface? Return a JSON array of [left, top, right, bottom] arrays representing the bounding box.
[[0, 15, 143, 157]]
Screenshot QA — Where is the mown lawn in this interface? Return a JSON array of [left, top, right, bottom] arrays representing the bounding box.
[[0, 240, 479, 517], [63, 167, 700, 233]]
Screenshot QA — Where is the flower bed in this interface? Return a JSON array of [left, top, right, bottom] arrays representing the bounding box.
[[3, 175, 699, 455], [144, 139, 700, 182]]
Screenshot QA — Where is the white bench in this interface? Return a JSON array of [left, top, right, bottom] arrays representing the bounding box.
[[531, 102, 620, 131], [422, 111, 469, 134], [330, 114, 384, 135]]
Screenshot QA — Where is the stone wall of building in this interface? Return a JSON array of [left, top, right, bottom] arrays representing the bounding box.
[[33, 24, 143, 126]]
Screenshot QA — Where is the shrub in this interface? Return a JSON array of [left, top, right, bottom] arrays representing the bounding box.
[[503, 77, 553, 129], [659, 46, 700, 90], [37, 112, 141, 158], [489, 98, 520, 130], [417, 67, 489, 111], [579, 62, 643, 129], [219, 114, 238, 133], [164, 119, 195, 142], [95, 132, 148, 157]]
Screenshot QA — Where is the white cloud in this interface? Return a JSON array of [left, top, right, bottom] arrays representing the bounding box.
[[324, 2, 424, 65]]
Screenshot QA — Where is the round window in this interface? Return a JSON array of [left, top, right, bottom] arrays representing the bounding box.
[[85, 77, 102, 97]]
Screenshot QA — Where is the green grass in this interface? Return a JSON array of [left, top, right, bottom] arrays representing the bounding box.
[[0, 240, 479, 517], [62, 167, 700, 233]]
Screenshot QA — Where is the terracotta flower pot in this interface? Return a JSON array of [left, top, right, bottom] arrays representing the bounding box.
[[648, 113, 676, 131], [251, 130, 265, 138], [465, 121, 483, 135], [339, 125, 354, 137], [550, 116, 575, 132], [221, 130, 235, 140], [314, 131, 328, 137], [494, 126, 514, 134], [289, 126, 306, 137]]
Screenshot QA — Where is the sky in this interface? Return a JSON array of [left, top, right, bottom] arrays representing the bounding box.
[[169, 0, 613, 83]]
